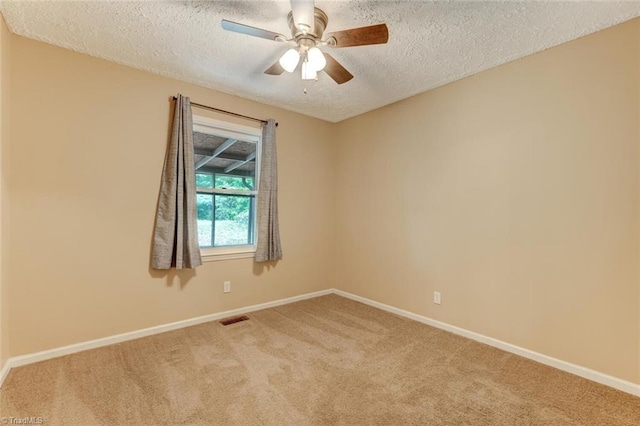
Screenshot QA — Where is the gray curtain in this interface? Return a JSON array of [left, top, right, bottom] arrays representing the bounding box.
[[255, 119, 283, 262], [151, 94, 202, 269]]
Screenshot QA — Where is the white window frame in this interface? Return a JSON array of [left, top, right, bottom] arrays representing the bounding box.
[[193, 115, 262, 262]]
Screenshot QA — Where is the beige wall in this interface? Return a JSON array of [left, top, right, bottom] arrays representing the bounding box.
[[0, 15, 9, 369], [335, 19, 640, 384], [7, 35, 336, 356]]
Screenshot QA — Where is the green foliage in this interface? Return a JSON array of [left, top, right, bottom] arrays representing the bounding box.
[[234, 209, 249, 226], [215, 195, 250, 221], [215, 175, 254, 190], [196, 173, 213, 188], [196, 173, 254, 226], [197, 194, 213, 221]]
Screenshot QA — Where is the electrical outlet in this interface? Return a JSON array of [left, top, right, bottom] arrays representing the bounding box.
[[224, 281, 231, 293], [433, 291, 441, 305]]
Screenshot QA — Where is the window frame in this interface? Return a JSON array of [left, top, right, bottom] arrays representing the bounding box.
[[192, 115, 262, 262]]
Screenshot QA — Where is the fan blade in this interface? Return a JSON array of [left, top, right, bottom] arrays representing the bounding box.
[[323, 53, 353, 84], [221, 20, 286, 42], [264, 60, 285, 76], [290, 0, 315, 33], [325, 23, 389, 48]]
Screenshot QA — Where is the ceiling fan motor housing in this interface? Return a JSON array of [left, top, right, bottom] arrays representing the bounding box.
[[287, 7, 328, 40]]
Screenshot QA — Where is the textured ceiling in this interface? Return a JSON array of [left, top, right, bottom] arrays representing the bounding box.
[[1, 1, 639, 122]]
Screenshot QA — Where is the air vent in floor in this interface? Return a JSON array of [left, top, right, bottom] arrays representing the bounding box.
[[219, 315, 250, 326]]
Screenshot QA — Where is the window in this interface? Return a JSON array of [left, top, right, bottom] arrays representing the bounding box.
[[193, 116, 261, 261]]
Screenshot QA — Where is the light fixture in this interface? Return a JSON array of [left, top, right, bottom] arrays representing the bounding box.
[[301, 59, 317, 80], [306, 47, 326, 71], [279, 45, 325, 82], [279, 48, 300, 73]]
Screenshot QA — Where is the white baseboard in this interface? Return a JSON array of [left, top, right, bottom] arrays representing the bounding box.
[[0, 288, 333, 388], [333, 289, 640, 397], [0, 359, 10, 387], [2, 287, 639, 398]]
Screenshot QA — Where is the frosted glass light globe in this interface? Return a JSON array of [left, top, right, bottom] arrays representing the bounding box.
[[307, 47, 326, 71], [279, 48, 300, 73]]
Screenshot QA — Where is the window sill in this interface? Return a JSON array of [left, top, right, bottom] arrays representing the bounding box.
[[201, 246, 255, 263]]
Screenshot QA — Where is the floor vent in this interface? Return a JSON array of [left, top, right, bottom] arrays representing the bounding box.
[[219, 315, 250, 326]]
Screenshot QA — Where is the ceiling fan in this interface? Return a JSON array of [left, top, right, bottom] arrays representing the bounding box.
[[221, 0, 389, 84]]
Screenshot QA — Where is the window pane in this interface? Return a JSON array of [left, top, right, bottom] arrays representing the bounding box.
[[214, 194, 253, 246], [215, 175, 254, 190], [193, 127, 259, 250], [197, 193, 213, 247], [196, 173, 213, 188]]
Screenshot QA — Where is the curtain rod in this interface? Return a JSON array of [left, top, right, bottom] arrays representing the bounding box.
[[172, 96, 278, 127]]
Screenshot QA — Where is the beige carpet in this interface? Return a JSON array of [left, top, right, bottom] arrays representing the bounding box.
[[1, 294, 638, 425]]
